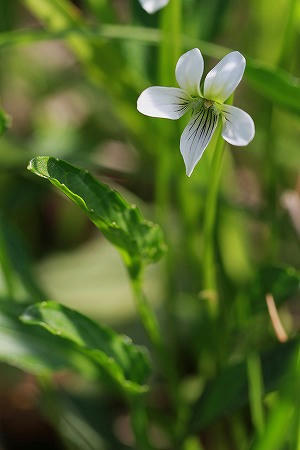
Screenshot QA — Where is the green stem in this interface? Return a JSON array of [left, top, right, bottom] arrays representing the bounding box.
[[155, 4, 185, 445], [156, 0, 182, 223], [130, 273, 162, 354], [130, 272, 177, 389], [0, 230, 15, 299], [247, 352, 265, 436], [129, 396, 153, 450], [130, 272, 180, 445], [158, 0, 181, 85], [202, 122, 226, 314]]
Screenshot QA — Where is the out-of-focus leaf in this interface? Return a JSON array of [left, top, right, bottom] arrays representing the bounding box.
[[0, 301, 97, 377], [189, 339, 298, 432], [245, 60, 300, 116], [28, 156, 166, 277], [57, 391, 130, 450], [0, 108, 10, 136], [36, 237, 163, 325], [1, 23, 299, 115], [250, 265, 300, 313], [21, 301, 151, 395], [0, 214, 47, 301]]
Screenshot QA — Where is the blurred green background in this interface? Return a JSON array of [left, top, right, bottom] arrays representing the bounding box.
[[0, 0, 299, 449]]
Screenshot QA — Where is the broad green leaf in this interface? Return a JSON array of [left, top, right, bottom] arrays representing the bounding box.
[[250, 265, 300, 313], [189, 339, 298, 432], [28, 156, 166, 277], [0, 301, 97, 377], [245, 60, 300, 116], [21, 301, 151, 395]]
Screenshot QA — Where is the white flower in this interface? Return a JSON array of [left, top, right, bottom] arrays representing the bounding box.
[[137, 48, 255, 176], [138, 0, 169, 14]]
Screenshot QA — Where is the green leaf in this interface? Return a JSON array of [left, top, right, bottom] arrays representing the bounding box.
[[189, 339, 298, 432], [250, 265, 300, 313], [0, 214, 47, 301], [57, 391, 130, 450], [21, 301, 151, 395], [245, 60, 300, 116], [28, 156, 166, 277], [0, 301, 98, 377]]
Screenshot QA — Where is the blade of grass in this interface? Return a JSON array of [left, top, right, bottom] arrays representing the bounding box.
[[247, 353, 265, 436]]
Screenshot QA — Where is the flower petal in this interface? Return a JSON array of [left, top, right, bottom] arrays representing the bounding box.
[[175, 48, 204, 96], [221, 105, 255, 146], [139, 0, 169, 13], [180, 107, 219, 176], [204, 51, 246, 103], [137, 86, 191, 120]]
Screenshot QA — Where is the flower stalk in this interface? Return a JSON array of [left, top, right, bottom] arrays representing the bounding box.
[[202, 122, 226, 314]]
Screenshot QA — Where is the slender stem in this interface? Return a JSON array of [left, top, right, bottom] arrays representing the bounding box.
[[130, 271, 180, 446], [247, 352, 265, 436], [158, 0, 181, 85], [0, 230, 15, 299], [130, 273, 163, 353], [202, 122, 226, 314], [154, 1, 183, 437], [156, 0, 182, 223], [129, 396, 153, 450], [130, 272, 177, 391]]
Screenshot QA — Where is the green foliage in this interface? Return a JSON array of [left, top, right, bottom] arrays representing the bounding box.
[[251, 265, 300, 312], [1, 25, 300, 115], [250, 347, 300, 450], [246, 61, 300, 116], [0, 214, 47, 301], [0, 0, 299, 449], [0, 301, 98, 377], [189, 339, 298, 432], [0, 108, 10, 136], [21, 301, 150, 395], [28, 156, 166, 277]]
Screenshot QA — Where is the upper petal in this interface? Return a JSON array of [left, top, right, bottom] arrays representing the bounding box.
[[175, 48, 204, 96], [137, 86, 191, 120], [139, 0, 169, 13], [221, 105, 255, 146], [203, 51, 246, 103], [180, 106, 219, 176]]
